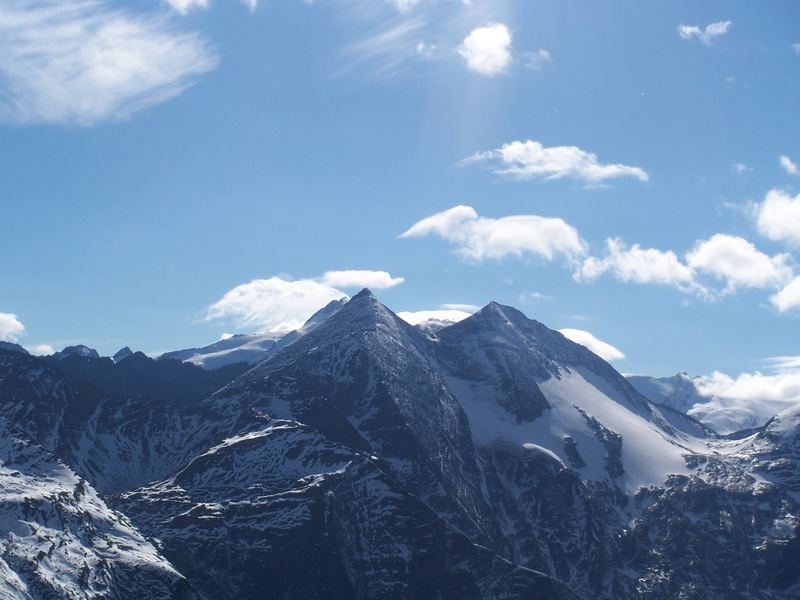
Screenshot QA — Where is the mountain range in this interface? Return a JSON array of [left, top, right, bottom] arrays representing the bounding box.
[[0, 290, 797, 598]]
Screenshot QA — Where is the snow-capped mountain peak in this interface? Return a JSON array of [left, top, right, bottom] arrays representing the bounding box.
[[52, 344, 100, 360]]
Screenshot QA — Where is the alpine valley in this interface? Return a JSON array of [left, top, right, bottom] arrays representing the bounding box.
[[0, 290, 798, 599]]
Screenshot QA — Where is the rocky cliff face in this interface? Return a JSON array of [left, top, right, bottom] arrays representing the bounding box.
[[0, 417, 196, 599]]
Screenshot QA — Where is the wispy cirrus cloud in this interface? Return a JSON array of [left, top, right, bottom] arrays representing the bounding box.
[[336, 14, 429, 78], [461, 140, 649, 185], [164, 0, 257, 13], [388, 0, 426, 11], [0, 0, 218, 126], [163, 0, 209, 14]]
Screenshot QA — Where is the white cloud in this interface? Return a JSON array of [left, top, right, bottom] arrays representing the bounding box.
[[388, 0, 425, 11], [766, 356, 800, 373], [416, 41, 436, 58], [793, 43, 800, 55], [164, 0, 209, 14], [576, 238, 697, 291], [207, 277, 350, 333], [399, 205, 587, 262], [678, 21, 732, 45], [771, 276, 800, 313], [632, 358, 800, 433], [462, 140, 649, 184], [578, 234, 793, 297], [558, 328, 625, 362], [691, 368, 800, 433], [524, 49, 553, 71], [458, 23, 512, 76], [320, 270, 405, 289], [242, 0, 258, 12], [441, 303, 480, 312], [756, 189, 800, 247], [732, 162, 751, 174], [0, 0, 217, 126], [337, 16, 428, 78], [0, 313, 25, 343], [206, 269, 404, 332], [520, 291, 553, 302], [779, 155, 798, 175], [396, 309, 472, 326], [686, 234, 793, 292], [28, 344, 54, 356]]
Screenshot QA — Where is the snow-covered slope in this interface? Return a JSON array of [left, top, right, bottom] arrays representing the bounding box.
[[625, 372, 706, 414], [159, 298, 347, 369], [626, 372, 792, 435], [615, 404, 800, 598], [434, 303, 708, 492], [0, 417, 195, 599], [159, 331, 283, 369]]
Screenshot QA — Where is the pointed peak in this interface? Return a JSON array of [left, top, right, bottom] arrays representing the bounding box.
[[475, 301, 530, 325], [249, 289, 419, 371], [306, 288, 412, 338], [352, 288, 377, 300], [54, 344, 100, 361], [440, 300, 554, 345], [339, 288, 383, 315], [113, 346, 134, 363]]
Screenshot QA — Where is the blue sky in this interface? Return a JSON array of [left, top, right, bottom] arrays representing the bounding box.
[[1, 0, 799, 385]]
